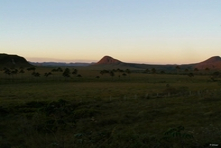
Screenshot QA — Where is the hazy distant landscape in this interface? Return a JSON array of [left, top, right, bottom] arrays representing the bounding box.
[[1, 0, 221, 147], [2, 53, 221, 71], [31, 62, 92, 67]]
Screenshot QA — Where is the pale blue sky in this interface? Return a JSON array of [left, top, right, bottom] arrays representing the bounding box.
[[1, 0, 221, 64]]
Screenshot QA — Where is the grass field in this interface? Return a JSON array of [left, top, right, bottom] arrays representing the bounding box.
[[0, 67, 221, 147]]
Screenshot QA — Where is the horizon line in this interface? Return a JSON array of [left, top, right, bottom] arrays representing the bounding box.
[[27, 57, 198, 65]]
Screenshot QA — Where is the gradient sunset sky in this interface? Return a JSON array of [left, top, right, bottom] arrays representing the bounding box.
[[1, 0, 221, 64]]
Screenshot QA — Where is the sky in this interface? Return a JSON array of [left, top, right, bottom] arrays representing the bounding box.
[[1, 0, 221, 64]]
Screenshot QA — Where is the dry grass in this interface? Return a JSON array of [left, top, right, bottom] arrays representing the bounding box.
[[0, 67, 221, 147]]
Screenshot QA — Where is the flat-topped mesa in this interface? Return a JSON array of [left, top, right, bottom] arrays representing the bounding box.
[[95, 56, 122, 65]]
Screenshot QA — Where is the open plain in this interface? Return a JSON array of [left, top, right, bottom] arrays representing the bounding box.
[[1, 66, 221, 147]]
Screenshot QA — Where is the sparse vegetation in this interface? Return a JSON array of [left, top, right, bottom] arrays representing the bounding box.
[[0, 66, 221, 147]]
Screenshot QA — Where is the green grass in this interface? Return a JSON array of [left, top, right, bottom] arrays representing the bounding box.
[[0, 67, 221, 147]]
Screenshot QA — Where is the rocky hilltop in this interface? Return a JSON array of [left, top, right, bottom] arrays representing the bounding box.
[[194, 56, 221, 70], [95, 56, 122, 65], [0, 53, 32, 68]]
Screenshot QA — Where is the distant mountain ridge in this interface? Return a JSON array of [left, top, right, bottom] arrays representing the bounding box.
[[0, 53, 32, 68], [92, 55, 221, 71], [2, 53, 221, 71], [32, 55, 221, 70], [31, 62, 91, 67]]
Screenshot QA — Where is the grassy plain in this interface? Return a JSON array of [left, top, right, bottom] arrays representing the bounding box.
[[0, 67, 221, 147]]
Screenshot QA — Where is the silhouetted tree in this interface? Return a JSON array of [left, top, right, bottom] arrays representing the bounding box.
[[110, 71, 114, 79], [205, 67, 210, 75], [19, 69, 25, 74], [175, 66, 180, 74], [144, 68, 149, 73], [57, 67, 63, 72], [160, 70, 165, 74], [44, 72, 52, 77], [10, 69, 18, 78], [27, 67, 36, 72], [100, 71, 104, 75], [211, 71, 220, 81], [4, 68, 11, 76], [117, 68, 124, 73], [52, 67, 63, 72], [18, 69, 25, 78], [205, 67, 210, 71], [184, 68, 189, 73], [125, 69, 131, 74], [32, 72, 40, 77], [72, 69, 78, 75], [122, 73, 127, 77], [100, 70, 109, 75], [187, 73, 194, 78], [63, 68, 71, 78], [77, 74, 82, 77], [11, 69, 18, 74], [194, 68, 199, 74], [151, 68, 156, 74]]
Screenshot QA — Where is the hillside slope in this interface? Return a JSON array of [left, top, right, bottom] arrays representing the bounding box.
[[95, 56, 122, 65], [0, 53, 32, 68], [194, 56, 221, 70]]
